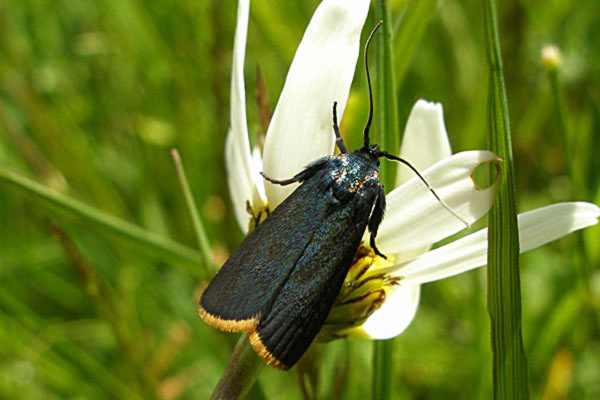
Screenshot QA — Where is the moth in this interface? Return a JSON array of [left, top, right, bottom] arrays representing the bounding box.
[[198, 23, 464, 370]]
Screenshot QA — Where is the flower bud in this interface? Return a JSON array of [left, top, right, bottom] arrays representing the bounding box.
[[541, 45, 562, 70]]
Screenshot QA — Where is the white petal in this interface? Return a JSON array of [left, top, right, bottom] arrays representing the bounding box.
[[225, 130, 250, 233], [250, 147, 267, 210], [262, 0, 370, 208], [395, 202, 600, 285], [396, 100, 452, 186], [360, 284, 420, 340], [377, 151, 500, 259], [225, 0, 259, 233]]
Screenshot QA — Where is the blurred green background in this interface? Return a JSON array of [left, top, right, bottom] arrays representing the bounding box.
[[1, 0, 599, 398]]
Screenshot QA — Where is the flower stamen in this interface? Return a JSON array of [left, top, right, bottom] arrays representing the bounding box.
[[246, 200, 270, 231]]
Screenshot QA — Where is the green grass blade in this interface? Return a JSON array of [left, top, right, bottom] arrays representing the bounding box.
[[375, 0, 400, 190], [482, 0, 529, 398], [0, 169, 203, 271], [393, 0, 437, 89], [0, 290, 142, 399]]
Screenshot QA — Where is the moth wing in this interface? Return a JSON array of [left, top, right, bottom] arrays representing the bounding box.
[[249, 191, 376, 369], [199, 167, 331, 333]]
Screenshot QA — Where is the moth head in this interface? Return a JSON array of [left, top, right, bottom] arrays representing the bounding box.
[[366, 144, 381, 162]]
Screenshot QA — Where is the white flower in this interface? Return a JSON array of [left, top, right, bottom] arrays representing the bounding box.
[[224, 0, 600, 340]]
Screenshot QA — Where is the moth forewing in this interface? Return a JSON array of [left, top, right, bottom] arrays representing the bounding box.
[[199, 154, 384, 369], [198, 164, 332, 333]]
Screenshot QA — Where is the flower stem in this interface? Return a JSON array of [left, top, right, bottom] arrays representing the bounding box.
[[548, 70, 570, 168], [372, 340, 392, 400], [0, 168, 203, 274], [210, 335, 264, 400], [171, 148, 214, 277], [482, 0, 529, 398], [372, 1, 398, 398]]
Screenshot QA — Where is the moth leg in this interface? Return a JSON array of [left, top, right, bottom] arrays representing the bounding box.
[[260, 172, 300, 186], [332, 102, 348, 154], [245, 200, 254, 217], [261, 157, 330, 186], [368, 186, 387, 259]]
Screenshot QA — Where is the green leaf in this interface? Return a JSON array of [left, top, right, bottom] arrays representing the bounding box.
[[482, 0, 530, 398]]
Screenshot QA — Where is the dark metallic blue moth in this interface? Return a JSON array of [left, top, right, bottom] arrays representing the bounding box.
[[198, 23, 463, 369]]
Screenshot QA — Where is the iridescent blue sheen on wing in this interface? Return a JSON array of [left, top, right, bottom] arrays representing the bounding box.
[[199, 157, 333, 328]]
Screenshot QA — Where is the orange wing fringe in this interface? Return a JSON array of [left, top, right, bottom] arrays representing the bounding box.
[[248, 330, 289, 370]]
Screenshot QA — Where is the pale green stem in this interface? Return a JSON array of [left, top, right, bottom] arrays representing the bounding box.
[[548, 70, 570, 166], [482, 0, 529, 398], [0, 169, 203, 273], [372, 340, 392, 400], [171, 148, 215, 276]]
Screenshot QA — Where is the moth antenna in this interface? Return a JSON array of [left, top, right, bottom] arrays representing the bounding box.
[[332, 102, 348, 154], [379, 151, 470, 228], [362, 21, 383, 149]]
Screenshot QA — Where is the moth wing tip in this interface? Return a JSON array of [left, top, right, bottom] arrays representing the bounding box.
[[248, 331, 289, 370]]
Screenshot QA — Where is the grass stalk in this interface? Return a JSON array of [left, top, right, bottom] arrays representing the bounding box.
[[171, 148, 215, 277]]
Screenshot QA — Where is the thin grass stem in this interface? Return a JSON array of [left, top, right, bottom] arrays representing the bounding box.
[[171, 148, 215, 277]]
